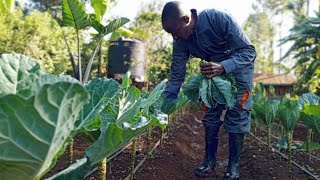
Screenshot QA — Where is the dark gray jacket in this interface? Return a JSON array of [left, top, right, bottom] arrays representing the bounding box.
[[165, 8, 256, 100]]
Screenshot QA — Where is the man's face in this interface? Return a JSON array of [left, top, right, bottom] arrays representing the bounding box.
[[162, 17, 190, 40]]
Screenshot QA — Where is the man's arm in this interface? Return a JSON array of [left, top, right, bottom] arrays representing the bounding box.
[[213, 10, 256, 74], [164, 40, 190, 99]]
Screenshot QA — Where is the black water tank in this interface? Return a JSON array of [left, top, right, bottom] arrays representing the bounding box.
[[107, 38, 146, 82]]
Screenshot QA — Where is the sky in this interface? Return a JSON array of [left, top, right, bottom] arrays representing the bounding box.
[[108, 0, 255, 25]]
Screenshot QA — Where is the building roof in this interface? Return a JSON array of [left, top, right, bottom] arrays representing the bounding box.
[[253, 73, 297, 85]]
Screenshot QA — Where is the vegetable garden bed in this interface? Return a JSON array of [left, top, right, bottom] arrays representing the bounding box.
[[45, 109, 319, 180]]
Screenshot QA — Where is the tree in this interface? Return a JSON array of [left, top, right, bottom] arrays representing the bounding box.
[[244, 11, 275, 73], [0, 10, 78, 74], [280, 13, 320, 95]]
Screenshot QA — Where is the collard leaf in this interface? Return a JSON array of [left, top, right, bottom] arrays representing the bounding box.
[[100, 86, 141, 125], [46, 158, 91, 180], [77, 78, 120, 130], [121, 71, 132, 89], [0, 53, 44, 97], [253, 100, 279, 126], [182, 74, 201, 102], [298, 93, 319, 110], [141, 79, 166, 109], [300, 105, 320, 135], [277, 98, 300, 132], [211, 76, 237, 108], [62, 0, 90, 30], [86, 115, 164, 165], [0, 82, 89, 180]]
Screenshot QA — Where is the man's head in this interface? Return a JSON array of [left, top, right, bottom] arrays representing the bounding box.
[[161, 1, 195, 40]]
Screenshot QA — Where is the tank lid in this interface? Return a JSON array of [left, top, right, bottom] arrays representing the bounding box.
[[110, 37, 143, 43]]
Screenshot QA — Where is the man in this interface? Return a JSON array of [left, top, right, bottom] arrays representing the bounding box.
[[160, 1, 256, 180]]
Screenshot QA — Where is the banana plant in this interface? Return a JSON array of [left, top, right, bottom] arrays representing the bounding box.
[[0, 0, 15, 13], [298, 93, 319, 161], [253, 99, 279, 147], [277, 97, 300, 167], [61, 0, 129, 83], [0, 54, 90, 180]]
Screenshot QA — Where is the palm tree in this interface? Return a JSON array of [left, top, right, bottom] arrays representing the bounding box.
[[280, 10, 320, 95]]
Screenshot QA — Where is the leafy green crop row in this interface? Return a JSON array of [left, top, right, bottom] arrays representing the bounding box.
[[0, 53, 168, 180]]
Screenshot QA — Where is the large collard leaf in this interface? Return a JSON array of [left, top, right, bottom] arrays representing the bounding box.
[[100, 86, 141, 125], [46, 158, 91, 180], [141, 79, 167, 109], [77, 78, 120, 131], [62, 0, 90, 30], [90, 0, 108, 21], [86, 115, 166, 165], [211, 76, 237, 108], [298, 93, 320, 110], [300, 105, 320, 135], [199, 76, 211, 108], [277, 98, 300, 132], [0, 82, 89, 180], [182, 73, 201, 102], [0, 53, 44, 97]]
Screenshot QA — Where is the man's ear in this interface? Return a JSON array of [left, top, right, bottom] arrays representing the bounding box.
[[182, 15, 190, 23]]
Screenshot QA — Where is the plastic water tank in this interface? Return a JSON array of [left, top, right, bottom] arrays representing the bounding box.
[[107, 38, 146, 82]]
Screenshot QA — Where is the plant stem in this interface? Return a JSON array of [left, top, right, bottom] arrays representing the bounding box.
[[130, 138, 137, 180], [83, 37, 103, 83], [287, 131, 293, 168], [98, 158, 107, 180], [76, 29, 82, 84], [69, 139, 74, 165], [267, 124, 271, 147], [307, 129, 313, 161], [146, 127, 153, 158]]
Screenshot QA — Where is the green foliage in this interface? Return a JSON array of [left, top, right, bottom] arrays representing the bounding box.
[[62, 0, 90, 30], [0, 0, 15, 13], [0, 53, 89, 180], [253, 99, 280, 126], [277, 97, 300, 132], [90, 0, 108, 21], [0, 10, 77, 74], [280, 13, 320, 94], [183, 73, 237, 108], [300, 105, 320, 135], [86, 78, 168, 165], [244, 11, 275, 73]]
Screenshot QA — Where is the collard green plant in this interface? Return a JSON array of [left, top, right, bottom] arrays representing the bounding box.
[[277, 97, 300, 167], [86, 73, 168, 165], [300, 105, 320, 135], [253, 99, 279, 146], [0, 54, 89, 180], [298, 93, 320, 160]]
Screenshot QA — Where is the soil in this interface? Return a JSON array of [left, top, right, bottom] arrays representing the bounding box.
[[45, 109, 320, 180]]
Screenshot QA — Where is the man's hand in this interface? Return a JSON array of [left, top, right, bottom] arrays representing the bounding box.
[[160, 94, 177, 114], [200, 62, 225, 78]]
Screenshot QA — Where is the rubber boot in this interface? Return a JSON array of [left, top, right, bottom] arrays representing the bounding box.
[[224, 133, 244, 180], [195, 126, 220, 177]]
